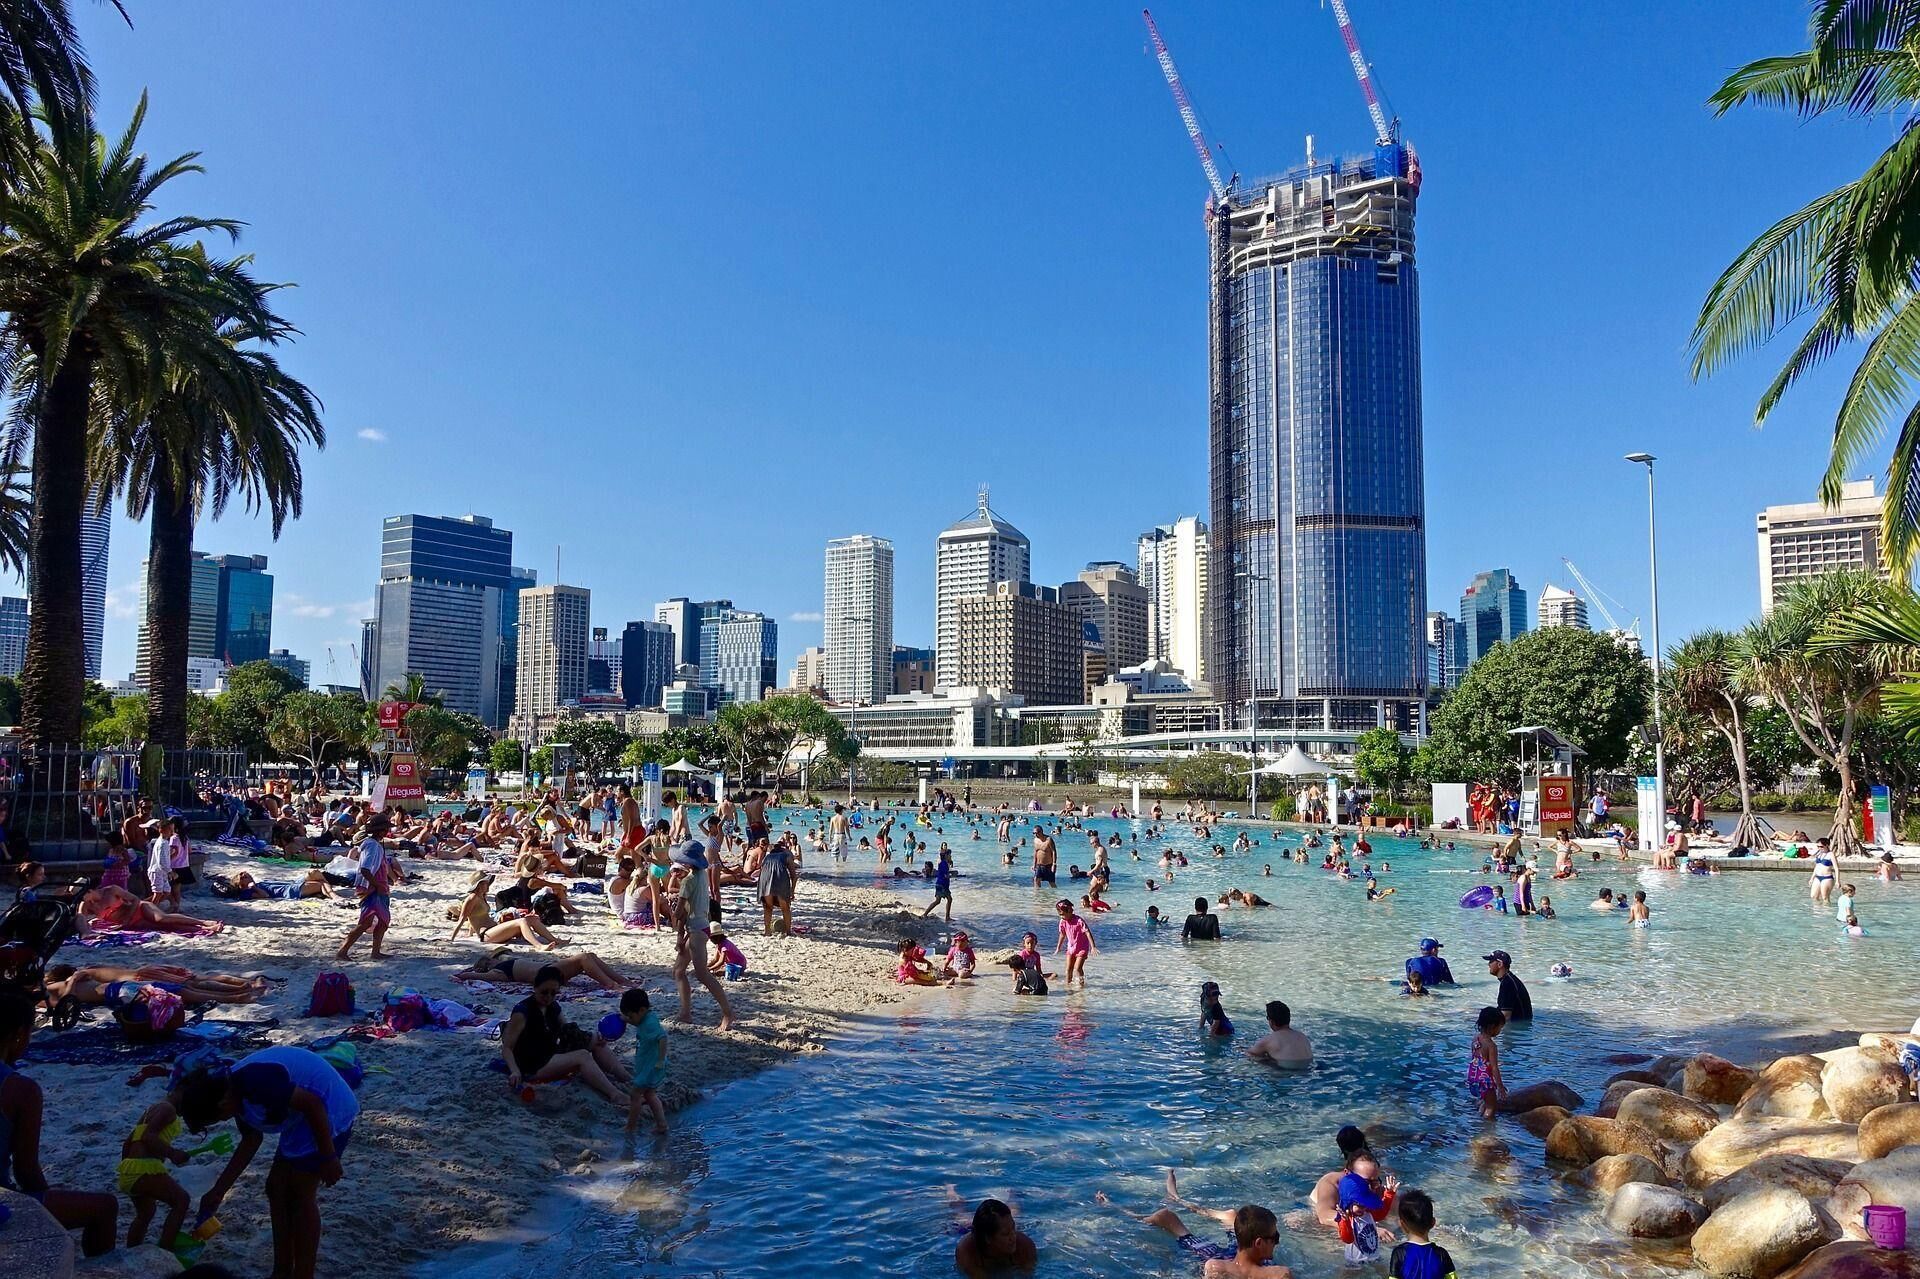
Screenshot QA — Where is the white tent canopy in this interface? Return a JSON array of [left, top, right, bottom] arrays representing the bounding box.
[[1244, 745, 1335, 777], [662, 757, 709, 775]]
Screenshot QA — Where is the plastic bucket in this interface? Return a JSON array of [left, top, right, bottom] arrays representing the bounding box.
[[1863, 1204, 1907, 1250]]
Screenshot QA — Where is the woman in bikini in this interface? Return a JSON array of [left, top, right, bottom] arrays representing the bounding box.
[[460, 947, 631, 992], [447, 874, 566, 949], [79, 886, 223, 934]]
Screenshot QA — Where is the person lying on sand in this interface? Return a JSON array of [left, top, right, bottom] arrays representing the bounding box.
[[460, 947, 630, 992], [44, 964, 268, 1007], [210, 869, 339, 901], [79, 886, 223, 934]]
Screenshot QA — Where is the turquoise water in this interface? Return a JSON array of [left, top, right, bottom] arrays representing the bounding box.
[[427, 812, 1913, 1279]]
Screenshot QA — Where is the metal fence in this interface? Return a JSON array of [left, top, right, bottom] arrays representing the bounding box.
[[0, 742, 248, 856]]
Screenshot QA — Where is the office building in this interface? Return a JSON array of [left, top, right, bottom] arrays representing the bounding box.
[[0, 595, 25, 678], [1459, 569, 1528, 670], [892, 645, 935, 696], [515, 584, 590, 719], [373, 514, 513, 723], [185, 656, 224, 692], [620, 620, 677, 709], [824, 534, 894, 705], [950, 582, 1082, 707], [1205, 140, 1427, 731], [1060, 562, 1150, 673], [497, 566, 536, 722], [663, 678, 715, 718], [358, 617, 377, 699], [587, 626, 620, 697], [267, 649, 310, 687], [1424, 611, 1462, 691], [1137, 516, 1209, 680], [1757, 479, 1893, 613], [1536, 584, 1589, 631], [935, 490, 1030, 687], [700, 610, 777, 706], [133, 552, 274, 685], [789, 645, 827, 694], [654, 598, 733, 669], [80, 506, 108, 680]]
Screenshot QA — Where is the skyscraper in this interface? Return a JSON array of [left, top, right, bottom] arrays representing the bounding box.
[[1137, 516, 1209, 681], [654, 598, 733, 669], [1424, 610, 1462, 691], [620, 620, 677, 709], [497, 566, 536, 722], [1059, 563, 1150, 674], [789, 646, 827, 694], [1756, 479, 1892, 613], [0, 596, 26, 679], [1536, 584, 1589, 631], [1206, 141, 1427, 731], [1458, 569, 1528, 670], [950, 582, 1082, 707], [700, 609, 777, 706], [587, 626, 620, 696], [372, 514, 513, 723], [935, 490, 1029, 688], [80, 507, 109, 680], [133, 552, 273, 684], [515, 584, 590, 717], [824, 534, 894, 705]]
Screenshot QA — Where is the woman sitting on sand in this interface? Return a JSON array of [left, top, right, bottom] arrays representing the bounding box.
[[447, 873, 567, 949], [507, 850, 579, 916], [78, 886, 223, 934], [499, 964, 626, 1105], [43, 964, 267, 1007], [460, 947, 630, 992]]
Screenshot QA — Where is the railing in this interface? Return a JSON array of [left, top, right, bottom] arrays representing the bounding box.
[[0, 741, 248, 854]]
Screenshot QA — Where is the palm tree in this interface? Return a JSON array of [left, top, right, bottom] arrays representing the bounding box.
[[0, 96, 276, 743], [1816, 584, 1920, 735], [0, 460, 30, 573], [0, 1, 118, 142], [1665, 629, 1768, 849], [1692, 1, 1920, 571], [93, 318, 322, 750], [1742, 571, 1892, 855]]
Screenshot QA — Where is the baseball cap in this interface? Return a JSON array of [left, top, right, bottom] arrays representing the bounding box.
[[1418, 938, 1441, 952], [1482, 949, 1512, 965]]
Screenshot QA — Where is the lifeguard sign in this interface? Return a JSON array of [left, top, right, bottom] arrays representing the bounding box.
[[376, 701, 415, 731], [384, 752, 425, 808], [1540, 776, 1576, 826]]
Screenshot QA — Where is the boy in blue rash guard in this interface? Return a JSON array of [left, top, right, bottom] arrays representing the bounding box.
[[1405, 939, 1455, 986], [1387, 1190, 1457, 1279]]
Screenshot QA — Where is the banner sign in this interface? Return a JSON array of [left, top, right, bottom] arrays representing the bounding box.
[[376, 701, 416, 731], [1540, 776, 1575, 826], [1868, 784, 1893, 847], [1636, 776, 1660, 852], [385, 752, 425, 804]]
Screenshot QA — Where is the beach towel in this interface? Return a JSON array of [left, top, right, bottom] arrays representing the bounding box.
[[62, 930, 161, 949], [24, 1019, 276, 1067]]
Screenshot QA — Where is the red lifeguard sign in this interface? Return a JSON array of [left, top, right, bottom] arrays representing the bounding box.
[[1540, 776, 1575, 825], [385, 752, 425, 803]]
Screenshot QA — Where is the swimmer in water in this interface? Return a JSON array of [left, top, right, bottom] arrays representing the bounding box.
[[1590, 888, 1615, 910], [1401, 969, 1427, 997], [1097, 1174, 1289, 1279], [954, 1198, 1036, 1279], [1627, 890, 1650, 927], [1200, 982, 1234, 1036]]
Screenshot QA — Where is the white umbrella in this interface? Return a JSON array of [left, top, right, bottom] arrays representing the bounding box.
[[662, 757, 708, 775], [1269, 744, 1332, 776]]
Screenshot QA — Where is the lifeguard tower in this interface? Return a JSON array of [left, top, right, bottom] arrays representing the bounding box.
[[1507, 726, 1584, 837]]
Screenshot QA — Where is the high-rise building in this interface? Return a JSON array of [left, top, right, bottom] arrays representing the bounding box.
[[80, 507, 109, 680], [1536, 584, 1589, 631], [1206, 142, 1427, 731], [267, 649, 310, 687], [497, 566, 536, 722], [1459, 569, 1528, 670], [515, 584, 590, 717], [372, 514, 513, 723], [0, 596, 26, 679], [1757, 479, 1892, 613], [892, 645, 936, 696], [1059, 562, 1150, 674], [700, 610, 777, 706], [654, 598, 734, 670], [824, 534, 894, 705], [950, 582, 1082, 707], [620, 620, 677, 709], [587, 626, 620, 697], [134, 552, 274, 684], [1137, 517, 1209, 681], [789, 645, 827, 694], [935, 490, 1030, 688], [358, 617, 377, 698], [1424, 610, 1462, 691]]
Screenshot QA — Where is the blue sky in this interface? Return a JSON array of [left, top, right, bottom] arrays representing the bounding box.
[[65, 2, 1887, 686]]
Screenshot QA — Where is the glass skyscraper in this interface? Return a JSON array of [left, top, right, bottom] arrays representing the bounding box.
[[1458, 568, 1529, 672], [700, 609, 778, 706], [134, 552, 273, 684], [1207, 141, 1426, 732], [372, 514, 514, 724]]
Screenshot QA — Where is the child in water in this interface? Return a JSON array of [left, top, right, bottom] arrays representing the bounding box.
[[1054, 901, 1096, 990], [1837, 882, 1859, 927], [1537, 896, 1556, 919], [1628, 891, 1651, 927], [1489, 885, 1508, 914], [1335, 1152, 1398, 1263], [621, 988, 669, 1135], [1199, 981, 1233, 1036], [1401, 969, 1427, 998], [1018, 931, 1050, 979], [895, 938, 941, 986], [1145, 904, 1166, 927], [1006, 954, 1047, 995], [1469, 1006, 1507, 1119]]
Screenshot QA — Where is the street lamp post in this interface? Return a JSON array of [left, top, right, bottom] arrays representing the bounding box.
[[840, 612, 874, 806], [1625, 452, 1666, 851], [1247, 696, 1260, 816]]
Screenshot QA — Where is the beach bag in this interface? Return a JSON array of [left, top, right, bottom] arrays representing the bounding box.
[[311, 1037, 366, 1090], [114, 985, 186, 1041], [382, 990, 431, 1034], [304, 972, 355, 1017], [532, 890, 565, 927]]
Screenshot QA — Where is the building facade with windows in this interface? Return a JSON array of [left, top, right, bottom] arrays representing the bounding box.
[[935, 491, 1030, 688], [371, 513, 515, 724], [267, 649, 310, 687], [134, 552, 275, 686], [789, 645, 827, 695], [1757, 479, 1892, 613], [514, 584, 590, 720], [700, 610, 777, 706], [824, 534, 893, 705], [891, 645, 935, 696], [949, 582, 1082, 707], [1137, 516, 1208, 680], [80, 507, 109, 680], [1059, 563, 1150, 675], [1458, 568, 1527, 671], [1536, 584, 1589, 631], [0, 595, 26, 679], [620, 620, 677, 709]]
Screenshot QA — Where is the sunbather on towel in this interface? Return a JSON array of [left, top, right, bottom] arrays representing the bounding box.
[[79, 886, 224, 935], [44, 964, 267, 1007]]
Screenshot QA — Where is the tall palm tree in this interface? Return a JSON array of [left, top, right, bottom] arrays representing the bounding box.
[[0, 1, 118, 144], [1665, 629, 1768, 849], [1692, 1, 1920, 571], [93, 316, 322, 750], [1816, 583, 1920, 734], [0, 96, 275, 743]]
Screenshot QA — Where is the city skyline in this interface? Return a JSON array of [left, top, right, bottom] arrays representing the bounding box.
[[54, 4, 1895, 689]]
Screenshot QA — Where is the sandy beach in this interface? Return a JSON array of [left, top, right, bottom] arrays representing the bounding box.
[[25, 842, 945, 1276]]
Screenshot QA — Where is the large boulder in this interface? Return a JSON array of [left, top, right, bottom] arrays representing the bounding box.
[[1568, 1152, 1671, 1193], [1826, 1146, 1920, 1241], [1603, 1182, 1707, 1238], [1497, 1080, 1584, 1114], [1857, 1103, 1920, 1162], [1686, 1116, 1862, 1187], [1620, 1087, 1723, 1143], [1692, 1187, 1841, 1278], [1704, 1155, 1856, 1212], [1780, 1241, 1920, 1278], [1742, 1057, 1837, 1121], [1600, 1079, 1660, 1118], [1606, 1067, 1671, 1089], [1823, 1049, 1908, 1125], [1546, 1115, 1669, 1171], [0, 1187, 75, 1279], [1515, 1105, 1571, 1139], [1683, 1053, 1760, 1105]]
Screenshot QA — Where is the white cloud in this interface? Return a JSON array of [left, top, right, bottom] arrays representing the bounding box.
[[104, 579, 141, 620], [285, 594, 373, 621], [356, 428, 388, 443], [789, 610, 822, 623]]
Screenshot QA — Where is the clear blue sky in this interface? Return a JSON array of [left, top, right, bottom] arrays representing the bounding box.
[[64, 2, 1887, 687]]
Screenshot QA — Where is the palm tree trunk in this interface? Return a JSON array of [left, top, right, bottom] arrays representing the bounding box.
[[144, 466, 195, 750], [1725, 709, 1767, 850], [19, 345, 95, 744]]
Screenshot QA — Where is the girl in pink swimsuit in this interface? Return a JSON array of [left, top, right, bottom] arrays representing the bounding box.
[[1053, 899, 1095, 989]]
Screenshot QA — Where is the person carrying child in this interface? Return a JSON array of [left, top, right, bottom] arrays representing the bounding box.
[[1335, 1149, 1398, 1263]]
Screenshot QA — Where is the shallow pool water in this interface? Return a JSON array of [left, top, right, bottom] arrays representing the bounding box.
[[427, 812, 1913, 1278]]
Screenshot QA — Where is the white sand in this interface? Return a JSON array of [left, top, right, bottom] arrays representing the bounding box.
[[30, 843, 944, 1274]]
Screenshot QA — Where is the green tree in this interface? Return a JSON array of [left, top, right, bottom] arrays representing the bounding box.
[[0, 1, 112, 144], [1165, 751, 1244, 799], [0, 673, 20, 726], [1664, 629, 1769, 848], [267, 690, 367, 777], [1693, 1, 1920, 571], [403, 703, 478, 773], [528, 745, 554, 779], [714, 701, 787, 781], [83, 690, 144, 746], [562, 717, 630, 779], [1350, 727, 1412, 800], [0, 96, 284, 743], [489, 738, 524, 775], [1421, 627, 1653, 784], [199, 660, 300, 758], [379, 671, 442, 707]]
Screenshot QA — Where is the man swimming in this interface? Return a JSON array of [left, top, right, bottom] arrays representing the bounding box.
[[1099, 1172, 1291, 1277]]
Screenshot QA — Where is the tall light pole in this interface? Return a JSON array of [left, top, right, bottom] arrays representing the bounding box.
[[1625, 452, 1665, 850], [839, 612, 874, 806]]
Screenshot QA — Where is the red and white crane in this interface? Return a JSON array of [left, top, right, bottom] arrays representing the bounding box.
[[1326, 0, 1395, 147], [1142, 9, 1232, 202]]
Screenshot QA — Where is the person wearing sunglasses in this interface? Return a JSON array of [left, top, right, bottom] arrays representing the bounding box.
[[499, 966, 626, 1105], [1098, 1170, 1291, 1276]]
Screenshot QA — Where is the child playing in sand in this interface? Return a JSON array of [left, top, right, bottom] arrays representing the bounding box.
[[117, 1083, 195, 1254], [896, 938, 941, 986], [707, 929, 748, 980], [1017, 931, 1050, 980], [942, 931, 977, 980], [621, 988, 669, 1135], [1469, 1006, 1506, 1119], [1054, 899, 1095, 989], [0, 991, 119, 1256]]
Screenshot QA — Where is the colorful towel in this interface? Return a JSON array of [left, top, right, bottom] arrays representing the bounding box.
[[62, 930, 161, 949], [24, 1019, 277, 1066]]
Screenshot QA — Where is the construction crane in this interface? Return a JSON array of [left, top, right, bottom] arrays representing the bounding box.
[[1326, 0, 1395, 146], [1142, 9, 1232, 202], [1560, 558, 1640, 640]]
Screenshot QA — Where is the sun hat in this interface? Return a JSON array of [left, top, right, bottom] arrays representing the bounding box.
[[669, 839, 708, 870]]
